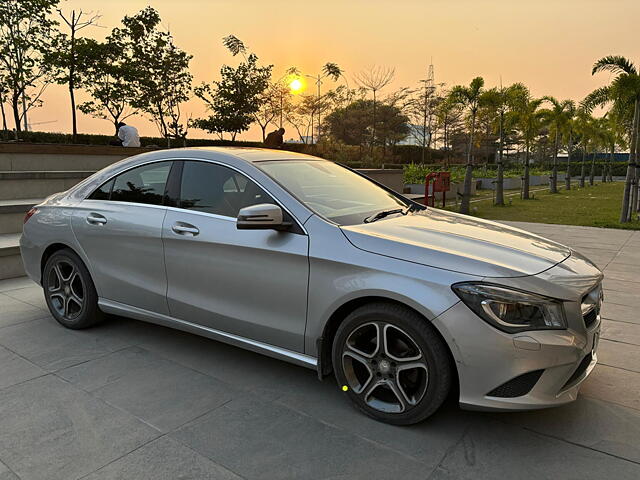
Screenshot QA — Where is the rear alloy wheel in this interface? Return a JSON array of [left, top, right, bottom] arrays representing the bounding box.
[[43, 249, 104, 329], [333, 302, 452, 425]]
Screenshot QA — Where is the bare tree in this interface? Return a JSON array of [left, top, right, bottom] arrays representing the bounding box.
[[354, 66, 395, 151], [52, 9, 101, 142]]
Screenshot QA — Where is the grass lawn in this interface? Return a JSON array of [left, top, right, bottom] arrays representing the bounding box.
[[445, 181, 640, 230]]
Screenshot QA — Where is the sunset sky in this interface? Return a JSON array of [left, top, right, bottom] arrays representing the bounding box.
[[26, 0, 640, 141]]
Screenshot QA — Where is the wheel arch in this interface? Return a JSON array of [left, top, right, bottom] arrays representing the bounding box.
[[316, 296, 459, 394], [40, 243, 78, 276]]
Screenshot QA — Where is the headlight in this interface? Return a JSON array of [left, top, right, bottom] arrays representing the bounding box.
[[452, 283, 567, 333]]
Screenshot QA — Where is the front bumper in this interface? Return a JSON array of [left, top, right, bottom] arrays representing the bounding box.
[[432, 300, 601, 411]]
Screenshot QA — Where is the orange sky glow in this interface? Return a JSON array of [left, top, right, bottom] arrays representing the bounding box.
[[26, 0, 640, 141]]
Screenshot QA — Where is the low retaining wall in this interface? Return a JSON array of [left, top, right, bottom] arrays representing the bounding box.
[[0, 143, 405, 192], [0, 143, 153, 171]]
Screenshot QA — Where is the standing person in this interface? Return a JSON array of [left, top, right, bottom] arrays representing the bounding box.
[[263, 127, 285, 148], [110, 122, 141, 147]]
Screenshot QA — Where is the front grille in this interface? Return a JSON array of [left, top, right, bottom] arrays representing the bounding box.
[[487, 369, 545, 398], [561, 353, 592, 390], [583, 309, 598, 328], [581, 285, 602, 329]]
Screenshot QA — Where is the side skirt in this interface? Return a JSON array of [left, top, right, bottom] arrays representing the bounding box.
[[98, 298, 318, 370]]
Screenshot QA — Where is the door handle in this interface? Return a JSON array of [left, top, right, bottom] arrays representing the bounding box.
[[86, 213, 107, 225], [172, 223, 199, 236]]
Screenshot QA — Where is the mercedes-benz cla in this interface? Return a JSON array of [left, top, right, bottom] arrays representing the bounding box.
[[20, 147, 603, 425]]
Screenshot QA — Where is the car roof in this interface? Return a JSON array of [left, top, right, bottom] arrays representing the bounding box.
[[186, 146, 320, 163]]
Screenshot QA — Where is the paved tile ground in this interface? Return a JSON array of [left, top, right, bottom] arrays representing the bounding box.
[[0, 222, 639, 480]]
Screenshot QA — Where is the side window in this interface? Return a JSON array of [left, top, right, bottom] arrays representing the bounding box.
[[180, 161, 272, 217], [110, 161, 172, 205], [89, 178, 114, 200]]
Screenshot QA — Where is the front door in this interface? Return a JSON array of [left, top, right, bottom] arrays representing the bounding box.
[[162, 160, 309, 352]]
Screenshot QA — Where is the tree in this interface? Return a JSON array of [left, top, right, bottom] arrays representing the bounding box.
[[324, 99, 409, 151], [509, 89, 545, 199], [115, 7, 192, 145], [480, 83, 527, 205], [47, 9, 100, 142], [193, 35, 271, 141], [574, 108, 595, 188], [0, 0, 59, 136], [253, 82, 286, 141], [354, 66, 395, 152], [586, 55, 640, 222], [305, 62, 343, 142], [77, 38, 137, 134], [0, 79, 9, 138], [448, 77, 485, 214], [542, 96, 576, 193], [433, 94, 464, 166]]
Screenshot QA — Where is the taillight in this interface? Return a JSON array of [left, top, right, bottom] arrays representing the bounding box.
[[24, 207, 39, 224]]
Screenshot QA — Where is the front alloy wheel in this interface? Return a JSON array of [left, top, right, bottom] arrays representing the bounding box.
[[333, 302, 452, 425], [342, 322, 429, 413]]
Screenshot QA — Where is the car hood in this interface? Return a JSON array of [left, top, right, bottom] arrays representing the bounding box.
[[340, 208, 571, 278]]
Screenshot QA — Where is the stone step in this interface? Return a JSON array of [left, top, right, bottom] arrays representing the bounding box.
[[0, 233, 24, 280], [0, 170, 93, 200], [0, 198, 42, 234]]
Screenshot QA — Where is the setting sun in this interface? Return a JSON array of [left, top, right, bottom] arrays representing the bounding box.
[[288, 77, 304, 94]]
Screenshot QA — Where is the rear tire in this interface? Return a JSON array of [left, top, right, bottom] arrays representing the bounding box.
[[332, 302, 452, 425], [42, 248, 104, 329]]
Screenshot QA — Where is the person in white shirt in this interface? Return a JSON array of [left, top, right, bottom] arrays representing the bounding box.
[[115, 122, 141, 147]]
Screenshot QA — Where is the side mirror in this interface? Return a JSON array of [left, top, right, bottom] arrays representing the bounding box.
[[237, 203, 291, 231]]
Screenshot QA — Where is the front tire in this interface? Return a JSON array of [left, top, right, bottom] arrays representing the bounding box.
[[332, 302, 452, 425], [42, 248, 104, 329]]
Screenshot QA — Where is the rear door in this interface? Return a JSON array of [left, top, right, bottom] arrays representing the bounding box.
[[162, 160, 309, 352], [72, 160, 174, 314]]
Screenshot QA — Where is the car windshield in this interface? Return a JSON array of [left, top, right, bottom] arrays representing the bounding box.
[[257, 160, 409, 226]]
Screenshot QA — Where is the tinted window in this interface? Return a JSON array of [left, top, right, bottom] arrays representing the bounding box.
[[111, 161, 172, 205], [89, 178, 114, 200], [180, 161, 272, 217]]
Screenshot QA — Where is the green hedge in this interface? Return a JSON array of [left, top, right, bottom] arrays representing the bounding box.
[[402, 162, 629, 185]]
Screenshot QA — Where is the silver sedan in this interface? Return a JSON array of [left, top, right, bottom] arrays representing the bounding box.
[[20, 147, 603, 425]]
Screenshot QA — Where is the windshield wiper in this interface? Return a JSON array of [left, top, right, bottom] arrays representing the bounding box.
[[363, 207, 408, 224]]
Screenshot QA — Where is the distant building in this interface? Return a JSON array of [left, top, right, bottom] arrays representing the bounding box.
[[398, 124, 430, 146]]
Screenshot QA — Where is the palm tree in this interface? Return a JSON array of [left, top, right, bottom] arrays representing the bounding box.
[[479, 83, 527, 205], [448, 77, 485, 214], [574, 109, 595, 188], [542, 97, 576, 193], [510, 89, 545, 199], [586, 55, 640, 222], [564, 117, 576, 190]]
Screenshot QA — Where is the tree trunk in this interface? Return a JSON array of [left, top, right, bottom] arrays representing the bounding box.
[[11, 93, 21, 137], [589, 152, 596, 186], [460, 112, 476, 214], [620, 98, 638, 222], [608, 146, 614, 182], [550, 130, 559, 193], [371, 90, 377, 156], [69, 27, 78, 143], [601, 153, 607, 183], [566, 133, 572, 190], [495, 110, 505, 206], [0, 100, 7, 140], [580, 150, 586, 188], [523, 143, 530, 199]]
